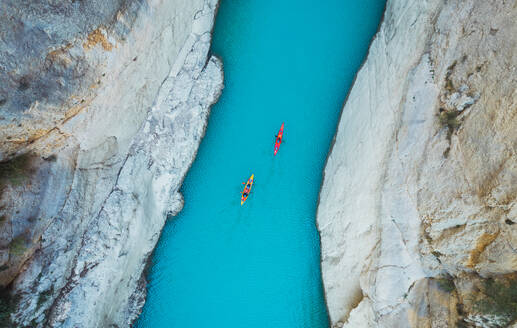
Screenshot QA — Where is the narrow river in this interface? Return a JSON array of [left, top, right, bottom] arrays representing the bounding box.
[[136, 1, 385, 327]]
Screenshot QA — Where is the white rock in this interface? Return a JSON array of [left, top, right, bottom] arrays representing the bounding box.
[[317, 0, 517, 326], [10, 1, 223, 327]]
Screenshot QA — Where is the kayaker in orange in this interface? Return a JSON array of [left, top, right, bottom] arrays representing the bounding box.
[[241, 174, 254, 205]]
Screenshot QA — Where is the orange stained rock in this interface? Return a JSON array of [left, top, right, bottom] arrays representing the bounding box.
[[83, 28, 113, 51], [466, 231, 500, 268]]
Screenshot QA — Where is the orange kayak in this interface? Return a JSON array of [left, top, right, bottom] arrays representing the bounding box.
[[240, 174, 254, 205]]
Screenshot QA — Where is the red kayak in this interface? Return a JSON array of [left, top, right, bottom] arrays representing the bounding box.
[[274, 122, 284, 155]]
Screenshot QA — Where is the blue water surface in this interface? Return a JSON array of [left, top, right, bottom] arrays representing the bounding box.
[[136, 1, 385, 327]]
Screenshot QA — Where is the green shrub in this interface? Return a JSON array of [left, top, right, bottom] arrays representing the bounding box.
[[436, 277, 455, 293], [0, 289, 17, 328], [475, 278, 517, 325], [9, 236, 27, 257], [0, 153, 34, 189], [36, 286, 53, 308], [445, 78, 455, 92], [439, 110, 460, 130]]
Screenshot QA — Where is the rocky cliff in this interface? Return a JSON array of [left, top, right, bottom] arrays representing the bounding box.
[[0, 0, 222, 326], [317, 0, 517, 327]]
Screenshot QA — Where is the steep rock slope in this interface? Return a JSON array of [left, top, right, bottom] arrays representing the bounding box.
[[317, 0, 517, 327], [0, 0, 222, 327]]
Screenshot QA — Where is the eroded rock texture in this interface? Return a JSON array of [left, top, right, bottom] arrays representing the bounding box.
[[317, 0, 517, 327], [0, 0, 222, 327]]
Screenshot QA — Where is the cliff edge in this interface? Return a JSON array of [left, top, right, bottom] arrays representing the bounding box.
[[0, 0, 222, 326], [317, 0, 517, 327]]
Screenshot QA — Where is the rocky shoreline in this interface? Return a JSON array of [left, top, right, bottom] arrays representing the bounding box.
[[0, 0, 222, 326], [317, 0, 517, 327]]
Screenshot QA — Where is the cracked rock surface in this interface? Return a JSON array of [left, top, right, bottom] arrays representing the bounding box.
[[317, 0, 517, 327], [0, 0, 222, 327]]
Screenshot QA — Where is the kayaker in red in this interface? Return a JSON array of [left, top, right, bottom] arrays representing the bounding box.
[[274, 122, 284, 156]]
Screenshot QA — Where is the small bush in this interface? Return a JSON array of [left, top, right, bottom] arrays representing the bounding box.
[[0, 153, 34, 189], [436, 277, 455, 293], [439, 110, 460, 130], [445, 78, 455, 92], [475, 278, 517, 325], [36, 286, 53, 308], [9, 236, 27, 257], [0, 289, 17, 328]]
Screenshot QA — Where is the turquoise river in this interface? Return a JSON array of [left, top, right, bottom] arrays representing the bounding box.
[[136, 1, 385, 327]]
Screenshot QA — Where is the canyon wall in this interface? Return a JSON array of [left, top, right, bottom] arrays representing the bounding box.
[[0, 0, 222, 326], [317, 0, 517, 327]]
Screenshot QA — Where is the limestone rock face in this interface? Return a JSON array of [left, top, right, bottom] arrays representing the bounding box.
[[0, 0, 222, 327], [317, 0, 517, 326]]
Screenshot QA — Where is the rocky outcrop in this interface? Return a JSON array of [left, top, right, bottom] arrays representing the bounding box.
[[317, 0, 517, 327], [0, 0, 222, 326]]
